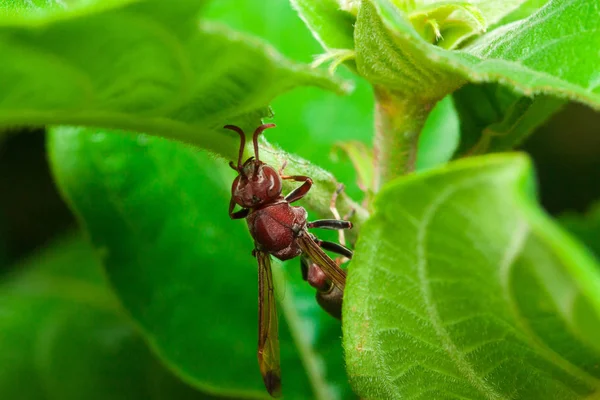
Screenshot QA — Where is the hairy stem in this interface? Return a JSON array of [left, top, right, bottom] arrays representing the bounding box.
[[372, 86, 433, 189]]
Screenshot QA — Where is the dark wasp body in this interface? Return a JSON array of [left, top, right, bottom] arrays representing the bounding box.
[[300, 185, 355, 320], [300, 233, 352, 320], [225, 123, 353, 398]]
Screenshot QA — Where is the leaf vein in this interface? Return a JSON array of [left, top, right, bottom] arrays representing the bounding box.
[[499, 220, 600, 389], [417, 178, 508, 400]]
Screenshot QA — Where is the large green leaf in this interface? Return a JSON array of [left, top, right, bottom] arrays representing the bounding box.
[[0, 234, 210, 400], [0, 0, 347, 161], [363, 0, 600, 107], [48, 126, 353, 400], [344, 154, 600, 399], [294, 0, 600, 108], [0, 0, 137, 23]]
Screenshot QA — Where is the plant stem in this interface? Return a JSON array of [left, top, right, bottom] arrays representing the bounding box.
[[372, 86, 433, 190]]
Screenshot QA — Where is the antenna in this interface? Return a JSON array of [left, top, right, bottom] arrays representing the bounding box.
[[224, 125, 246, 170], [252, 124, 276, 161]]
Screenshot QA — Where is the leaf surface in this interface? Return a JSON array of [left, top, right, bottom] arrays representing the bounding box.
[[48, 126, 353, 399], [344, 154, 600, 399], [0, 234, 209, 400], [0, 0, 347, 160], [367, 0, 600, 107], [290, 0, 355, 52]]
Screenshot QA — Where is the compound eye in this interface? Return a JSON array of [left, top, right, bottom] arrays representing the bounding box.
[[231, 176, 248, 206], [231, 176, 241, 196], [264, 167, 282, 197]]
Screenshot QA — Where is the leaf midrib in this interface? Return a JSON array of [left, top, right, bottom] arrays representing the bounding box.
[[499, 220, 600, 390], [417, 177, 507, 400], [417, 174, 600, 398]]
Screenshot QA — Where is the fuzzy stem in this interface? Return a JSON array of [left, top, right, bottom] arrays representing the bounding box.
[[372, 86, 433, 190]]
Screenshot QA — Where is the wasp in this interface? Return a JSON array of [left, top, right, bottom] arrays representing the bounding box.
[[225, 124, 353, 397]]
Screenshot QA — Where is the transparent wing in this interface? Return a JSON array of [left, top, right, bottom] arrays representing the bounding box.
[[255, 250, 282, 397], [297, 233, 347, 291]]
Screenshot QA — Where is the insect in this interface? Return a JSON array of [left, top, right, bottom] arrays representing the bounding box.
[[225, 123, 353, 397], [300, 184, 355, 320], [299, 236, 351, 319]]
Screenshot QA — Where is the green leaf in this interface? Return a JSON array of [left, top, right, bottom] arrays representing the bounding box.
[[288, 0, 358, 74], [559, 202, 600, 261], [493, 0, 551, 27], [452, 83, 565, 156], [289, 0, 356, 53], [48, 126, 353, 400], [406, 2, 488, 49], [0, 234, 209, 400], [366, 0, 600, 107], [354, 1, 463, 99], [416, 95, 459, 170], [0, 0, 348, 160], [290, 0, 356, 73], [394, 0, 527, 28], [344, 154, 600, 399], [0, 0, 138, 23]]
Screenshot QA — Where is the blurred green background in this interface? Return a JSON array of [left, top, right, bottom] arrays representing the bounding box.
[[0, 0, 599, 399]]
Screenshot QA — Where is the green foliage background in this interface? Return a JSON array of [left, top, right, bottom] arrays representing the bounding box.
[[1, 0, 599, 399]]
